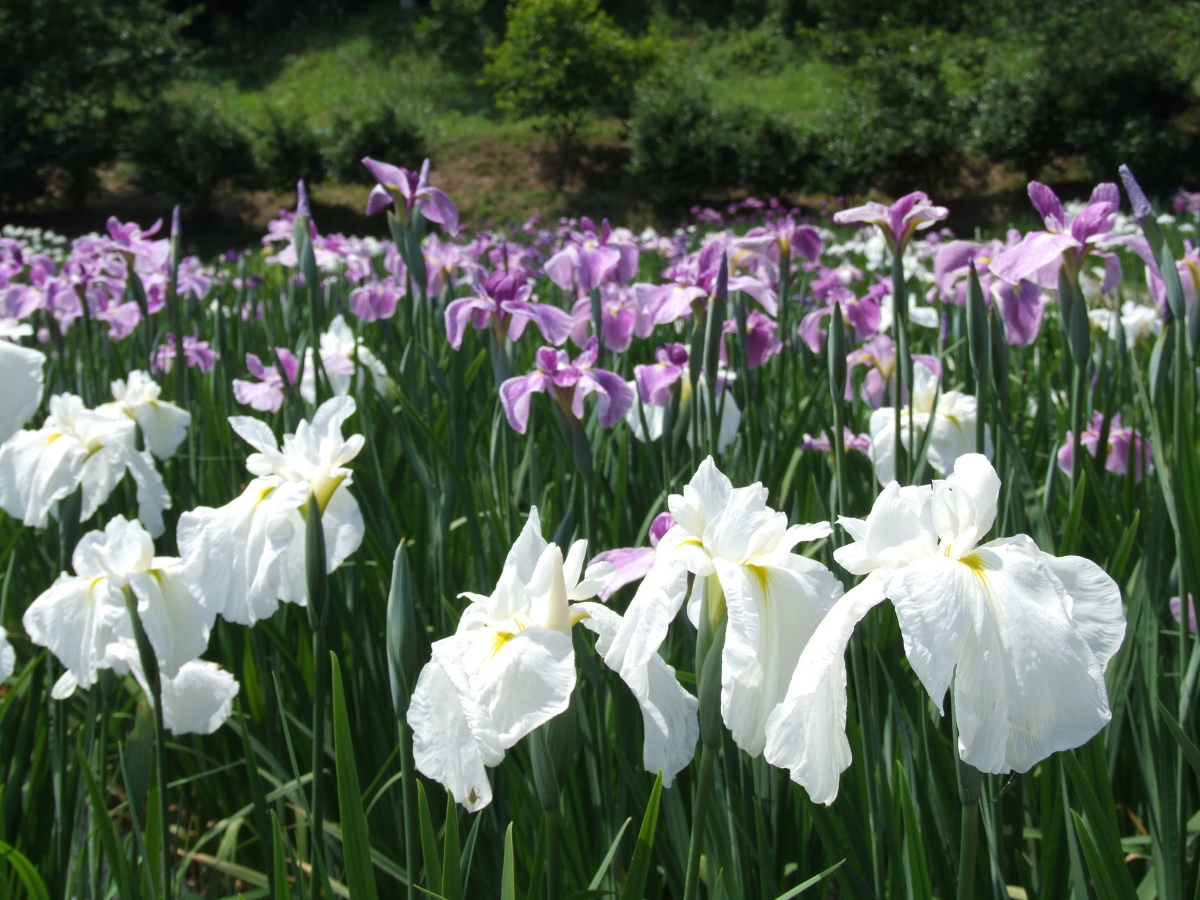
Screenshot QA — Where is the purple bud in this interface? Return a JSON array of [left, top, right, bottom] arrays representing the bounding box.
[[1119, 165, 1153, 219], [296, 180, 311, 218]]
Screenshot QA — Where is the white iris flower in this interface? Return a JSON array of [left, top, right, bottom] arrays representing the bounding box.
[[764, 454, 1126, 803], [178, 396, 365, 625]]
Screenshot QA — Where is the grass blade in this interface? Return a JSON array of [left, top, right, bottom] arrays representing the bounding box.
[[331, 652, 379, 900]]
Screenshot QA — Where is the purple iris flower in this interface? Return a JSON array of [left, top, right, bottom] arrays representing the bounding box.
[[350, 279, 404, 322], [833, 192, 949, 254], [362, 157, 459, 235], [800, 427, 872, 454], [935, 234, 1047, 347], [232, 349, 300, 413], [1123, 237, 1200, 324], [744, 216, 824, 263], [444, 268, 573, 351], [634, 343, 690, 405], [499, 337, 634, 435], [798, 284, 882, 353], [695, 240, 778, 314], [990, 182, 1124, 291], [569, 283, 653, 353], [1171, 594, 1197, 633], [722, 310, 782, 369], [590, 512, 678, 601], [152, 332, 217, 375], [844, 334, 940, 408], [545, 217, 639, 295], [1056, 411, 1153, 483]]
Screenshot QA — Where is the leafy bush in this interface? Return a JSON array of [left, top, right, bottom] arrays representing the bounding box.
[[807, 33, 966, 194], [0, 0, 192, 208], [322, 101, 427, 184], [254, 109, 327, 191], [130, 94, 257, 205], [485, 0, 645, 155], [626, 68, 811, 203], [415, 0, 503, 72]]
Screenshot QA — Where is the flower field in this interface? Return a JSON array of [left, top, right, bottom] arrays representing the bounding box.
[[0, 160, 1198, 900]]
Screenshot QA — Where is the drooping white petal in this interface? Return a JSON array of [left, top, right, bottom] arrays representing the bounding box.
[[716, 555, 841, 756], [127, 563, 214, 680], [1039, 548, 1126, 669], [764, 576, 887, 804], [409, 638, 505, 812], [574, 601, 698, 786], [0, 340, 45, 444], [948, 541, 1114, 773], [320, 483, 365, 572], [114, 445, 172, 538], [23, 572, 128, 694], [884, 556, 974, 713], [605, 557, 688, 676], [161, 660, 239, 735], [0, 427, 86, 528], [0, 627, 15, 683], [456, 622, 575, 749], [178, 477, 298, 625], [79, 445, 128, 522], [107, 371, 191, 459]]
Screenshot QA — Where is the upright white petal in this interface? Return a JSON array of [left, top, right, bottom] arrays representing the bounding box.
[[931, 453, 1000, 556], [833, 482, 937, 575], [764, 576, 888, 804], [0, 340, 45, 444], [408, 640, 505, 812], [505, 506, 548, 583], [574, 601, 698, 787], [716, 554, 841, 756]]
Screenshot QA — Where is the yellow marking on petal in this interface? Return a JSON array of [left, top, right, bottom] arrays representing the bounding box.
[[490, 630, 515, 658], [570, 608, 591, 626]]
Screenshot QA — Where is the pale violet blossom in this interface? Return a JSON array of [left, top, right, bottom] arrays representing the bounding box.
[[23, 516, 215, 700], [608, 458, 841, 758], [764, 455, 1125, 802], [869, 359, 992, 485], [0, 393, 171, 536], [178, 396, 365, 625]]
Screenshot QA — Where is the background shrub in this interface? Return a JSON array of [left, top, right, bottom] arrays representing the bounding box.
[[129, 94, 257, 205], [322, 101, 427, 184], [254, 109, 327, 191]]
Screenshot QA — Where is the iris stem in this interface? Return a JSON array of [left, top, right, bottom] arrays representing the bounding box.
[[957, 798, 980, 900], [545, 808, 561, 900], [683, 745, 717, 900]]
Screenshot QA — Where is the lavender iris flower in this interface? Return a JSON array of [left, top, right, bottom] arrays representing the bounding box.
[[935, 234, 1047, 347], [833, 192, 949, 254], [798, 284, 882, 353], [362, 157, 459, 235], [232, 350, 300, 414], [152, 332, 217, 375], [844, 334, 940, 408], [569, 283, 653, 353], [990, 182, 1124, 291], [444, 269, 572, 351], [799, 427, 872, 454], [744, 217, 824, 264], [590, 512, 678, 601], [634, 343, 690, 405], [545, 217, 639, 295], [499, 337, 634, 435], [349, 279, 403, 322], [1056, 412, 1153, 483], [722, 311, 782, 369], [1122, 237, 1200, 324]]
